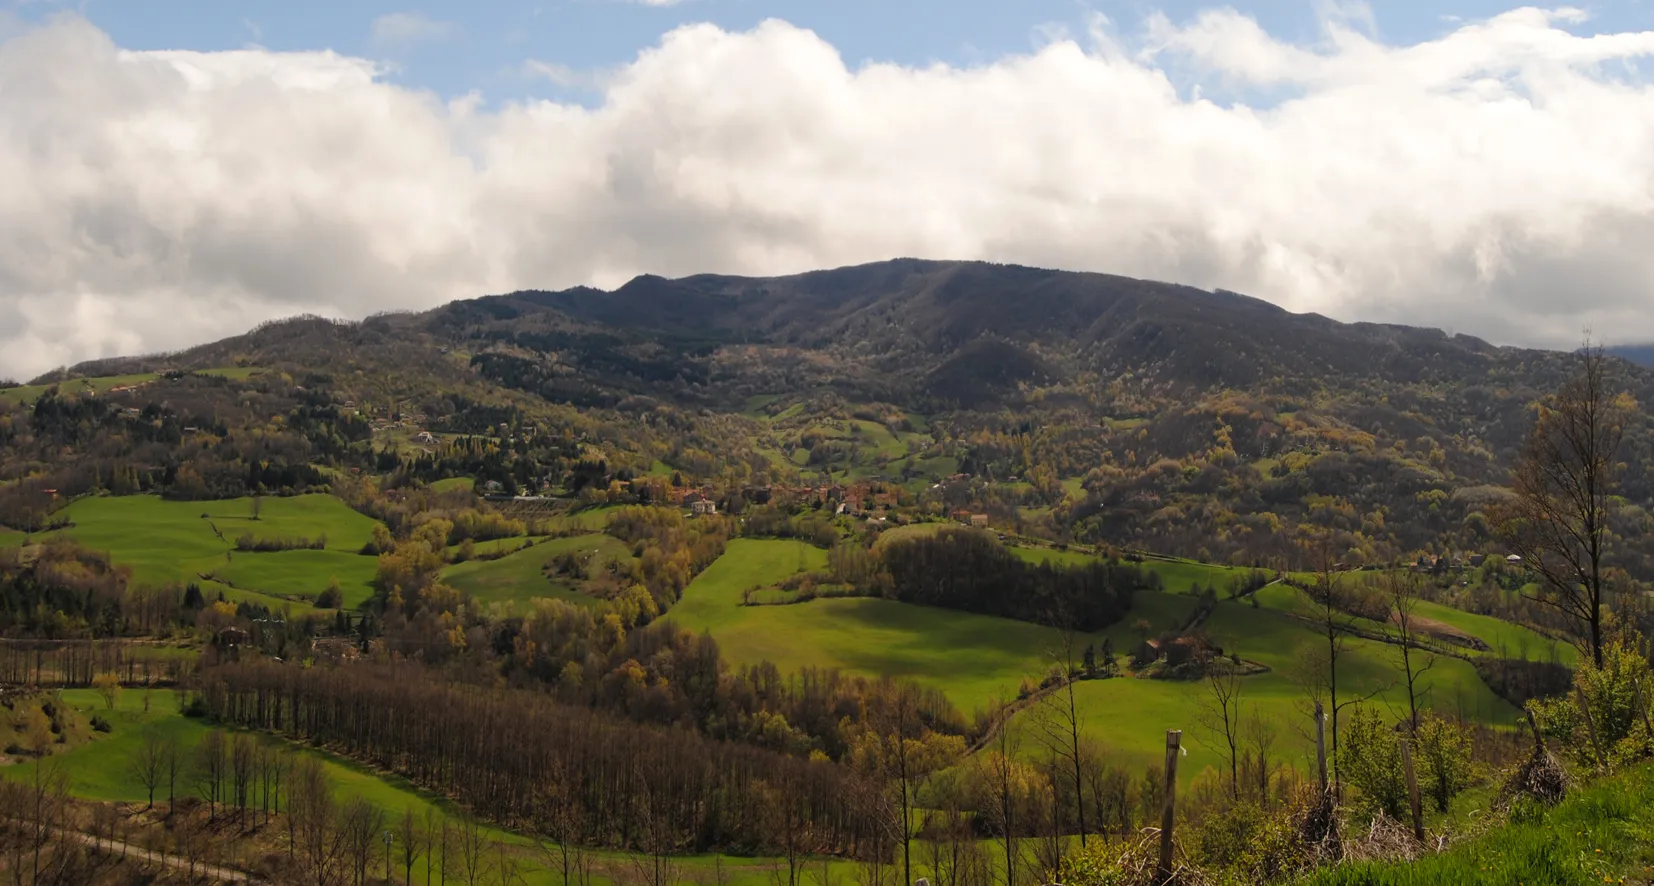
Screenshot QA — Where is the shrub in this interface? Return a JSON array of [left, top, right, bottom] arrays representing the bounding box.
[[1339, 706, 1407, 820], [1531, 631, 1654, 771], [314, 579, 344, 610], [1414, 712, 1476, 813], [89, 715, 112, 733]]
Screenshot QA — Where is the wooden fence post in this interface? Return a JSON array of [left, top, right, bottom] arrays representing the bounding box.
[[1399, 736, 1424, 843], [1157, 730, 1181, 885], [1314, 701, 1328, 796]]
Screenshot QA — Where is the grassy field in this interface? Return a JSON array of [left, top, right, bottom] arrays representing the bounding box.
[[217, 549, 379, 608], [667, 539, 1197, 716], [442, 534, 632, 607], [0, 368, 261, 406], [38, 495, 381, 609], [1003, 597, 1520, 784], [1135, 556, 1257, 594], [1010, 547, 1260, 599], [1253, 582, 1579, 667], [871, 522, 961, 551], [430, 477, 475, 494], [1011, 545, 1099, 568], [0, 528, 24, 548], [447, 536, 546, 558], [1411, 599, 1578, 666], [554, 505, 625, 532]]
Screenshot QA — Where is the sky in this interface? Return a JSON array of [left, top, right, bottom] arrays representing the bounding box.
[[2, 1, 1654, 379]]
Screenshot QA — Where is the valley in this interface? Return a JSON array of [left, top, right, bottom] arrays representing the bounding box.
[[0, 260, 1646, 884]]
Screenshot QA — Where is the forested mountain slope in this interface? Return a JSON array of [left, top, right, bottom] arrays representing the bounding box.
[[12, 259, 1654, 574]]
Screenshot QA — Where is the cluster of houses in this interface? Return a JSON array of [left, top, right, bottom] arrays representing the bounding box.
[[626, 480, 906, 518], [1413, 552, 1521, 573], [1132, 634, 1225, 671]]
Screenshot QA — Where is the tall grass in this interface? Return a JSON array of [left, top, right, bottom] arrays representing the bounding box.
[[1301, 764, 1654, 885]]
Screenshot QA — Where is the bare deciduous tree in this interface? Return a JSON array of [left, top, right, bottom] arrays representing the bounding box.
[[1193, 664, 1245, 800], [128, 731, 166, 810], [1031, 618, 1089, 847], [193, 729, 229, 821], [1242, 713, 1279, 807], [1299, 546, 1385, 791], [398, 806, 428, 886], [1385, 571, 1438, 732], [1496, 342, 1629, 669]]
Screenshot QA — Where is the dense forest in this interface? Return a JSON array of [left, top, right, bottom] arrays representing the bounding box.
[[876, 529, 1145, 630]]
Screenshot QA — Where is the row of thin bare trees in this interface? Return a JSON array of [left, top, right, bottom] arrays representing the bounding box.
[[197, 659, 889, 860]]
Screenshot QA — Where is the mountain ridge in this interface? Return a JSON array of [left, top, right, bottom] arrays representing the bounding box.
[[15, 257, 1652, 572]]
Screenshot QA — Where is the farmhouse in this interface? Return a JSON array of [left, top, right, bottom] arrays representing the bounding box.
[[1132, 638, 1163, 668]]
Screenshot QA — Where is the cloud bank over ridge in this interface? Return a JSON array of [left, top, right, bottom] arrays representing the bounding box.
[[1, 7, 1652, 378]]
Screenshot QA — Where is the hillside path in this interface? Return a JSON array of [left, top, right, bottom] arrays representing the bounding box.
[[60, 828, 266, 884]]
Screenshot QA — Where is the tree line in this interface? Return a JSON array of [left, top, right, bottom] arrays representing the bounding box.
[[197, 659, 892, 859], [876, 529, 1146, 630]]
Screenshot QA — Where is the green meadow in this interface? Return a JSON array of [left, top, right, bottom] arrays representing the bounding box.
[[0, 368, 262, 407], [1253, 581, 1577, 666], [1010, 545, 1099, 568], [39, 494, 381, 608], [217, 549, 378, 608], [442, 534, 632, 607], [1136, 556, 1258, 593], [447, 535, 547, 558], [1003, 597, 1519, 784], [0, 528, 24, 548], [666, 538, 1197, 716], [1411, 599, 1578, 665], [429, 477, 475, 494]]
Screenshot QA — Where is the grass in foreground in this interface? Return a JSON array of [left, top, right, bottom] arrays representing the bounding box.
[[1300, 764, 1654, 885]]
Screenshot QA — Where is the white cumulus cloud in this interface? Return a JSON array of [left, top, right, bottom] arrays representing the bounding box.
[[1, 8, 1654, 380]]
